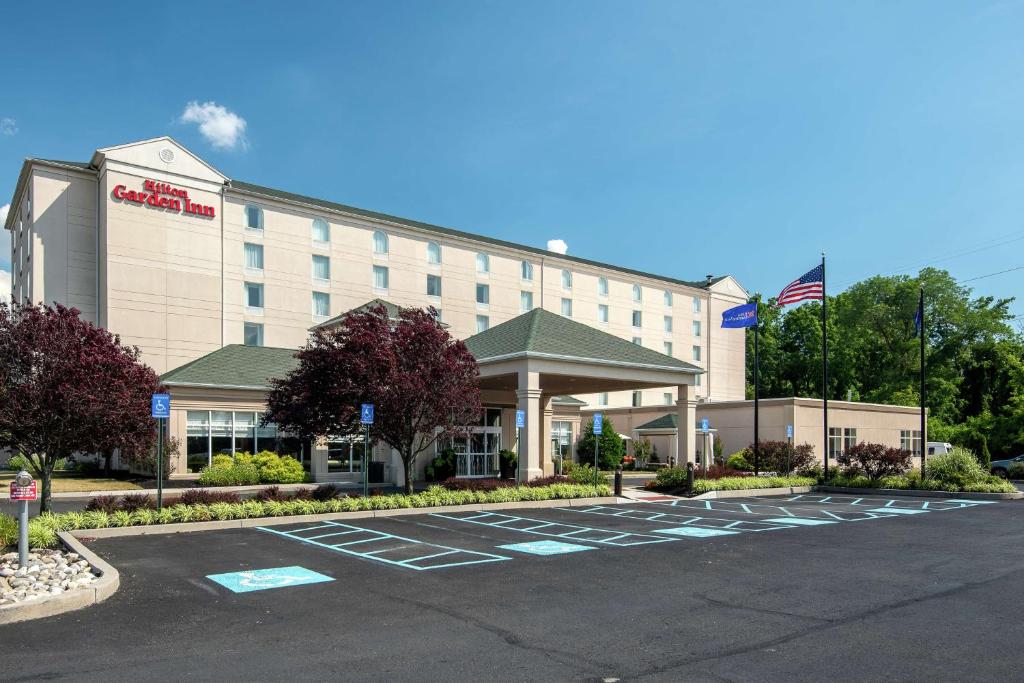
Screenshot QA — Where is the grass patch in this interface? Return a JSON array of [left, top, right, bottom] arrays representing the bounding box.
[[0, 472, 143, 493]]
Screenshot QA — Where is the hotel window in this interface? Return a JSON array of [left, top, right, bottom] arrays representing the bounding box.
[[598, 304, 609, 323], [187, 410, 308, 473], [664, 290, 673, 307], [521, 291, 533, 312], [431, 308, 443, 322], [326, 437, 365, 474], [900, 430, 923, 456], [312, 254, 330, 281], [828, 427, 842, 459], [373, 265, 389, 290], [693, 320, 702, 337], [312, 291, 330, 318], [244, 243, 263, 272], [664, 315, 673, 332], [243, 322, 263, 347], [664, 341, 673, 356], [427, 274, 442, 298], [598, 393, 609, 406], [244, 282, 264, 312], [632, 310, 642, 328], [695, 373, 702, 386], [632, 391, 642, 407], [312, 218, 330, 244], [244, 204, 263, 231], [521, 260, 533, 281], [664, 392, 674, 406], [427, 241, 441, 264], [843, 428, 858, 453], [476, 252, 490, 273], [476, 315, 489, 333], [598, 276, 609, 297], [632, 284, 643, 302], [476, 283, 490, 305], [692, 345, 701, 361], [693, 296, 702, 313], [373, 231, 389, 255], [561, 298, 573, 317], [552, 421, 573, 465], [561, 269, 572, 290], [632, 337, 642, 346]]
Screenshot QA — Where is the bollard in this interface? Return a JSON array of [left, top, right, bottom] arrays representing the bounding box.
[[614, 466, 623, 496], [686, 462, 695, 493]]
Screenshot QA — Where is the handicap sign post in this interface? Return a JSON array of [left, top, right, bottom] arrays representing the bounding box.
[[151, 393, 170, 510], [700, 418, 710, 476], [786, 424, 794, 474], [360, 404, 374, 498], [515, 410, 526, 481], [592, 413, 603, 486]]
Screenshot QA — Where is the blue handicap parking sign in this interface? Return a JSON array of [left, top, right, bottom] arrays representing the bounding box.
[[701, 418, 709, 433], [593, 413, 603, 434], [207, 566, 334, 593], [360, 403, 374, 424], [151, 393, 170, 419], [786, 424, 793, 438], [515, 410, 525, 428]]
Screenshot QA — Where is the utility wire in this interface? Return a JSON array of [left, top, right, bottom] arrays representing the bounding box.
[[957, 265, 1024, 283]]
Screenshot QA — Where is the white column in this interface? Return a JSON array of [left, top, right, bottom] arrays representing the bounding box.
[[516, 371, 543, 481], [677, 383, 697, 464], [542, 396, 554, 476], [311, 437, 329, 481]]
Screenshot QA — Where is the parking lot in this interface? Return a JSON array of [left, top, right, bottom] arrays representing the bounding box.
[[3, 493, 1023, 681]]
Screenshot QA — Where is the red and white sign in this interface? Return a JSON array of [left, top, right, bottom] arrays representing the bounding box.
[[112, 179, 216, 218], [9, 480, 37, 501]]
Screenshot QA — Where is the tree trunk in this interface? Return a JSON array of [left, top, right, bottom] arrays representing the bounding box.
[[39, 460, 53, 515], [404, 454, 414, 495]]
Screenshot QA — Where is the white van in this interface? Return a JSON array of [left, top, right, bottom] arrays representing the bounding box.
[[927, 442, 954, 456]]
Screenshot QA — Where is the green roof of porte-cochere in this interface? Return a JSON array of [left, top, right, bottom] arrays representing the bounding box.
[[463, 308, 700, 372], [635, 414, 679, 430], [160, 345, 300, 390]]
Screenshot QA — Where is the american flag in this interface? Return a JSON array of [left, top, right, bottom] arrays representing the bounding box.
[[777, 264, 824, 305]]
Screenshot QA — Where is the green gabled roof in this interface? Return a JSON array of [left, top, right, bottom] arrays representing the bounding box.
[[636, 414, 678, 430], [160, 345, 299, 389], [552, 395, 587, 406], [464, 308, 700, 372], [311, 298, 402, 330]]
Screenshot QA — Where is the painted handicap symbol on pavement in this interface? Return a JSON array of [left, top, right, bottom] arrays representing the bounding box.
[[207, 566, 334, 593], [498, 540, 597, 556]]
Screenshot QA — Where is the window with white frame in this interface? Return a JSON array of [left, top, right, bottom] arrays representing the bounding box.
[[244, 243, 264, 271], [561, 298, 573, 317], [900, 430, 922, 456], [373, 231, 389, 254], [664, 341, 673, 356], [244, 204, 263, 231], [476, 315, 489, 333], [828, 427, 842, 459], [664, 290, 673, 307], [695, 373, 702, 386], [632, 310, 642, 328], [312, 218, 330, 244], [598, 276, 609, 297], [187, 410, 308, 473], [561, 269, 572, 290], [312, 255, 330, 281], [312, 291, 330, 318], [521, 260, 533, 281], [693, 296, 702, 313], [476, 283, 490, 305], [520, 291, 533, 312], [632, 391, 642, 407], [664, 315, 673, 332], [476, 252, 490, 273], [692, 345, 701, 362], [427, 241, 441, 264], [598, 393, 609, 406], [244, 282, 264, 312], [632, 336, 642, 345], [373, 265, 389, 290], [632, 284, 642, 302], [243, 322, 263, 347], [843, 428, 858, 452], [663, 392, 674, 405], [693, 320, 702, 336], [427, 274, 442, 298], [598, 304, 609, 323]]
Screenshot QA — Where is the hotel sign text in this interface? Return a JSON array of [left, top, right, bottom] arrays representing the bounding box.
[[113, 179, 216, 218]]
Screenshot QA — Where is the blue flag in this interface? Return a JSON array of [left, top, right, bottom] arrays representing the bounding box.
[[913, 305, 922, 338], [722, 302, 758, 328]]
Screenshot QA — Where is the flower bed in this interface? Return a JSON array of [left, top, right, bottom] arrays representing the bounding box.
[[645, 467, 814, 495], [3, 483, 611, 550], [826, 473, 1016, 494]]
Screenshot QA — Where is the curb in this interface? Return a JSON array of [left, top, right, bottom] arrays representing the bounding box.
[[813, 485, 1023, 500], [67, 496, 620, 540], [692, 486, 813, 500], [0, 532, 119, 625], [0, 481, 389, 501]]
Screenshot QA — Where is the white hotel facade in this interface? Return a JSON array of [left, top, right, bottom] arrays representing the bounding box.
[[4, 137, 751, 483]]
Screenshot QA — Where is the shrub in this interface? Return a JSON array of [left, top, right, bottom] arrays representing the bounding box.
[[653, 467, 690, 490], [526, 475, 572, 487], [118, 493, 155, 512], [576, 418, 626, 470], [424, 448, 457, 482], [6, 453, 31, 472], [567, 464, 606, 486], [197, 460, 259, 486], [746, 441, 816, 475], [927, 447, 989, 487], [1008, 462, 1024, 480], [251, 451, 306, 484], [837, 442, 911, 479], [725, 451, 752, 471], [498, 450, 518, 479], [252, 485, 287, 502], [85, 495, 124, 513], [312, 483, 343, 501], [689, 476, 816, 494], [0, 513, 17, 548], [178, 489, 241, 506], [441, 477, 514, 491]]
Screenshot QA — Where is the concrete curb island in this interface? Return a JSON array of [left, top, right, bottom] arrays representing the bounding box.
[[693, 485, 813, 499], [814, 485, 1023, 500]]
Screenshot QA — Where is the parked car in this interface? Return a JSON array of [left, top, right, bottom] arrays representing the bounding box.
[[927, 442, 954, 456], [990, 455, 1024, 479]]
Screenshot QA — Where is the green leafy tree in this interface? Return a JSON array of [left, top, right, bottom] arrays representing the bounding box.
[[576, 418, 625, 470]]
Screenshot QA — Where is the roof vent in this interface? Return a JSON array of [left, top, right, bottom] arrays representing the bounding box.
[[158, 148, 175, 163]]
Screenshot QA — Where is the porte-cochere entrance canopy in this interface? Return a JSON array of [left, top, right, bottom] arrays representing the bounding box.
[[160, 304, 702, 482]]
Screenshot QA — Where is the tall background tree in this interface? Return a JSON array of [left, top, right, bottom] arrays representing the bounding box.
[[0, 303, 161, 512], [265, 305, 481, 493], [748, 268, 1023, 458]]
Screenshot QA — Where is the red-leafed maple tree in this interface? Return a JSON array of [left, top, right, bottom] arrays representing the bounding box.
[[0, 303, 162, 512], [265, 305, 481, 493]]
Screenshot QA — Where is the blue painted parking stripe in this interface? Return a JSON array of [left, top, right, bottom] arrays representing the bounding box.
[[431, 511, 677, 547], [563, 505, 796, 532], [257, 522, 510, 571], [867, 507, 927, 515], [764, 517, 836, 526], [498, 541, 597, 556], [657, 527, 739, 538], [640, 498, 896, 521]]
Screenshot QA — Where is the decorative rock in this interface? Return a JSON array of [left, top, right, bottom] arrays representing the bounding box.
[[0, 547, 98, 606]]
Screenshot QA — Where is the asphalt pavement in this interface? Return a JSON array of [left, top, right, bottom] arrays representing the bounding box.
[[2, 493, 1022, 682]]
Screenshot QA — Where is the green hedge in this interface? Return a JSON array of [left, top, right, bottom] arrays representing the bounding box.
[[198, 451, 307, 486], [2, 483, 611, 550], [690, 476, 816, 494], [826, 448, 1017, 493]]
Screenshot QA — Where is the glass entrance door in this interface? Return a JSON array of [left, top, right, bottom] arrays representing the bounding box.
[[447, 407, 502, 478]]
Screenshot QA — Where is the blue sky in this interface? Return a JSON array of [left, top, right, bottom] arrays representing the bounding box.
[[1, 1, 1022, 320]]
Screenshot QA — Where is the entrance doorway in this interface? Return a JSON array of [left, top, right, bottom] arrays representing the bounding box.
[[444, 407, 502, 478]]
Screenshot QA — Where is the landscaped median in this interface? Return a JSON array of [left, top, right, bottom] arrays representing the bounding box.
[[645, 466, 816, 496], [1, 484, 613, 550]]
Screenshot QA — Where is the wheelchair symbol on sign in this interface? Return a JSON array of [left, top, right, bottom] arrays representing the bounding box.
[[236, 571, 309, 589]]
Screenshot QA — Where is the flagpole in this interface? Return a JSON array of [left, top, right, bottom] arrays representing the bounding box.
[[919, 287, 926, 477], [821, 252, 829, 481], [753, 294, 760, 476]]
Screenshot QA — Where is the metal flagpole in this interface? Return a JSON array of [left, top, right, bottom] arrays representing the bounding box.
[[754, 294, 760, 476], [920, 287, 926, 477], [821, 252, 829, 481]]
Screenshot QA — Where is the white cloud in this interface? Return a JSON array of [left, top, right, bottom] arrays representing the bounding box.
[[0, 118, 16, 136], [0, 270, 9, 303], [179, 101, 247, 150], [547, 239, 569, 254]]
